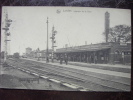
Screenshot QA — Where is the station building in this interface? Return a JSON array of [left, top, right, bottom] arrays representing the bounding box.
[[26, 47, 32, 57], [56, 11, 131, 65], [55, 42, 131, 65]]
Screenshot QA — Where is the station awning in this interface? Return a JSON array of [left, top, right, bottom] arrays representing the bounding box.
[[56, 44, 111, 53]]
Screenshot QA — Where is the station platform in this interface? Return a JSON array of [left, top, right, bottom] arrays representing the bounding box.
[[26, 58, 131, 69], [21, 58, 131, 78], [69, 61, 131, 69]]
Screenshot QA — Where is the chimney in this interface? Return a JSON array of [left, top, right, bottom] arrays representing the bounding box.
[[105, 12, 110, 43]]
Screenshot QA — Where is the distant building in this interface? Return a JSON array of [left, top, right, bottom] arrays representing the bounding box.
[[40, 49, 52, 58], [26, 47, 32, 54], [36, 48, 41, 58], [26, 47, 32, 57], [25, 47, 52, 59]]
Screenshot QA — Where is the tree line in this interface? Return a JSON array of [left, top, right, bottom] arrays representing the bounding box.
[[103, 25, 131, 43]]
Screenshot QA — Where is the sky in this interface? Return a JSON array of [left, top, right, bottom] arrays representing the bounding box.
[[1, 6, 131, 55]]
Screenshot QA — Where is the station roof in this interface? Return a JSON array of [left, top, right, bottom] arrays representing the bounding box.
[[56, 43, 112, 53]]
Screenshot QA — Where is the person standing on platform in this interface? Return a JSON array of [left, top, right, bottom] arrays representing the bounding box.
[[87, 57, 89, 63], [60, 54, 63, 64], [89, 55, 92, 64], [64, 54, 68, 65], [94, 55, 97, 64], [47, 56, 49, 63]]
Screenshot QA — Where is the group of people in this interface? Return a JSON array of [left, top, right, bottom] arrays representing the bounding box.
[[59, 54, 68, 65], [58, 54, 99, 64]]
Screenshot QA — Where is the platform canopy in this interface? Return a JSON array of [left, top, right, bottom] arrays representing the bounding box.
[[56, 43, 111, 53]]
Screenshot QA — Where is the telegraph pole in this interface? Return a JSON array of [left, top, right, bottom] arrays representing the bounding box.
[[50, 25, 57, 62], [46, 17, 49, 63]]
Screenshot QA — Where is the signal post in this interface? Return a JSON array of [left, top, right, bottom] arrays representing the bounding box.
[[2, 11, 12, 62], [50, 26, 57, 62]]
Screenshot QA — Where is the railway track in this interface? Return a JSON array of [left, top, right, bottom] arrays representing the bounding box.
[[7, 58, 130, 91], [7, 59, 88, 91], [25, 59, 130, 85]]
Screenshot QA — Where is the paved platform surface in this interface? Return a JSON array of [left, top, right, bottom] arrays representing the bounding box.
[[23, 58, 131, 78], [69, 61, 131, 69]]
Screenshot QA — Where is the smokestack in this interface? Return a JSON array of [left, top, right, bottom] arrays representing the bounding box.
[[105, 11, 110, 43]]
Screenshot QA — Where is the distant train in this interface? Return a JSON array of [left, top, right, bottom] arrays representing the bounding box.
[[13, 52, 20, 59]]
